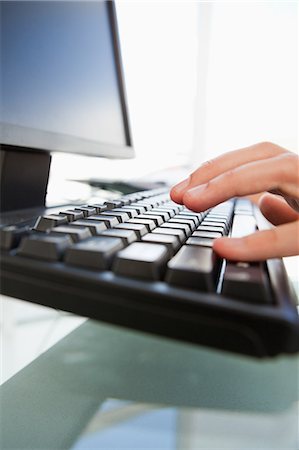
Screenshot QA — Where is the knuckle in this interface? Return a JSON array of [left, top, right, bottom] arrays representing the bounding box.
[[279, 153, 298, 182], [189, 158, 218, 185]]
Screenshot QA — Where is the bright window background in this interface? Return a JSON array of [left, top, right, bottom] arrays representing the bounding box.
[[199, 1, 298, 164]]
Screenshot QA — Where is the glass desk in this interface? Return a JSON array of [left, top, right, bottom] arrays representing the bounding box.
[[1, 312, 298, 450]]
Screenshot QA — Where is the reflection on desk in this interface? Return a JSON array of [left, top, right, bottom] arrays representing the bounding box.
[[0, 320, 298, 449]]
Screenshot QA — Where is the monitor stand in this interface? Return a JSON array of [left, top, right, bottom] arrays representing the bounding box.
[[0, 145, 51, 213]]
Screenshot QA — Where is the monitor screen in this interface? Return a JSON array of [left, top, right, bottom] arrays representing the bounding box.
[[0, 1, 134, 158]]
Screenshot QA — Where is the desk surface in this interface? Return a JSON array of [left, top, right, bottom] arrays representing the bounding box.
[[1, 317, 298, 450]]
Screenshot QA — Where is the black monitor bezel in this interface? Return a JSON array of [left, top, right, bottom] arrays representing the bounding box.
[[0, 1, 134, 159]]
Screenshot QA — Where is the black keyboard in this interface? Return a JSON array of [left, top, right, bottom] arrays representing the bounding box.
[[1, 188, 298, 357]]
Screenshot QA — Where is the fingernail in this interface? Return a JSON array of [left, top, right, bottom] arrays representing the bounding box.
[[173, 177, 190, 194]]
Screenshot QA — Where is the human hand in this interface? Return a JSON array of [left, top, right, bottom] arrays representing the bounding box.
[[170, 142, 299, 261]]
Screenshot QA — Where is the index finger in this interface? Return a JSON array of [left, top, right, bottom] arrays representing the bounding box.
[[170, 142, 284, 204]]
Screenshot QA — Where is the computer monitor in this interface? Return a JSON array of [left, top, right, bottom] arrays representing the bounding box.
[[0, 1, 134, 211]]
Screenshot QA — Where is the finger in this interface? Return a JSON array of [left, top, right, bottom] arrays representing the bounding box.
[[183, 153, 299, 212], [259, 193, 299, 225], [213, 220, 299, 261], [170, 142, 284, 203]]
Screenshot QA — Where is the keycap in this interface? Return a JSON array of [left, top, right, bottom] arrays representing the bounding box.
[[86, 204, 108, 214], [200, 222, 227, 234], [0, 225, 31, 250], [69, 219, 107, 235], [87, 215, 119, 228], [222, 261, 271, 304], [160, 222, 191, 238], [204, 216, 227, 224], [100, 228, 137, 246], [168, 218, 195, 232], [50, 225, 92, 242], [59, 210, 84, 222], [104, 200, 124, 209], [154, 207, 175, 218], [234, 198, 253, 214], [113, 242, 169, 280], [137, 214, 164, 226], [33, 214, 68, 231], [112, 208, 138, 218], [150, 209, 171, 220], [115, 223, 148, 239], [182, 210, 205, 220], [18, 234, 72, 261], [174, 214, 200, 227], [196, 225, 225, 234], [230, 214, 257, 238], [201, 221, 227, 229], [128, 218, 156, 231], [65, 237, 124, 270], [74, 206, 97, 217], [192, 230, 223, 239], [126, 205, 146, 214], [118, 197, 131, 206], [164, 203, 182, 214], [130, 202, 151, 211], [142, 211, 168, 222], [186, 236, 214, 247], [96, 211, 129, 223], [142, 233, 180, 256], [202, 217, 229, 228], [166, 245, 221, 291], [152, 227, 185, 243]]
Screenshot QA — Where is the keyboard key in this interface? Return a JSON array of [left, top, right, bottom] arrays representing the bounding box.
[[142, 233, 180, 256], [96, 211, 129, 223], [192, 230, 223, 239], [65, 237, 124, 270], [112, 208, 138, 218], [50, 225, 92, 242], [18, 234, 72, 261], [174, 214, 200, 227], [69, 219, 107, 235], [230, 214, 257, 238], [128, 218, 156, 231], [74, 206, 97, 217], [137, 214, 164, 226], [59, 210, 84, 222], [104, 200, 124, 209], [0, 225, 31, 250], [166, 245, 221, 291], [234, 198, 253, 214], [100, 228, 137, 246], [196, 225, 225, 234], [33, 214, 68, 231], [126, 205, 146, 214], [130, 202, 151, 211], [113, 242, 169, 280], [186, 236, 214, 247], [222, 261, 271, 304], [160, 222, 191, 238], [201, 221, 227, 229], [87, 215, 119, 228], [154, 207, 175, 218], [150, 209, 171, 220], [115, 223, 148, 239], [86, 204, 108, 214], [167, 218, 195, 232], [152, 227, 185, 243]]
